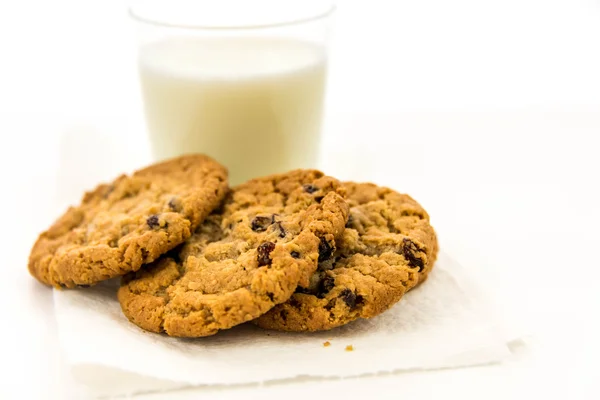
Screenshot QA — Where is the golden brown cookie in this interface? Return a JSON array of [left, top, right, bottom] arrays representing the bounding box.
[[118, 170, 349, 337], [28, 154, 228, 288], [254, 182, 438, 332]]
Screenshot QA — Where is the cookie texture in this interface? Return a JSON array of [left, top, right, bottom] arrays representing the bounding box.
[[254, 182, 438, 332], [118, 170, 349, 337], [28, 154, 228, 288]]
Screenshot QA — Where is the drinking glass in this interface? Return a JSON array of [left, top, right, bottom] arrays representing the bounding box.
[[130, 0, 335, 185]]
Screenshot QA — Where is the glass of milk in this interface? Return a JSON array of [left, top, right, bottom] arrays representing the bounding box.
[[130, 0, 335, 185]]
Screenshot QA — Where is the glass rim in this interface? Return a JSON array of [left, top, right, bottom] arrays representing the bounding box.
[[128, 3, 336, 31]]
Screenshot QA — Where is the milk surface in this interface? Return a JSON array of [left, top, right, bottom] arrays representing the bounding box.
[[139, 37, 327, 184]]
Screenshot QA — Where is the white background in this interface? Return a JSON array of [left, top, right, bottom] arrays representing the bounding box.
[[0, 0, 599, 399]]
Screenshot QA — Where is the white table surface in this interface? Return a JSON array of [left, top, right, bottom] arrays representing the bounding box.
[[1, 1, 599, 398]]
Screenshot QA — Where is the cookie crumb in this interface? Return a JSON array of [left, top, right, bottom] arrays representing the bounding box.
[[323, 341, 331, 347], [345, 345, 354, 352]]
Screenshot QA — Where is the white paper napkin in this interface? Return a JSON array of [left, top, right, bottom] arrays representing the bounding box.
[[53, 252, 523, 398]]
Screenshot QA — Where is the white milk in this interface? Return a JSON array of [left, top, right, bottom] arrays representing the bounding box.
[[138, 37, 327, 185]]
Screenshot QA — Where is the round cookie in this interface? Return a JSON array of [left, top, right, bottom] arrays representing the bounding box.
[[118, 170, 349, 337], [28, 154, 228, 288], [254, 182, 438, 332]]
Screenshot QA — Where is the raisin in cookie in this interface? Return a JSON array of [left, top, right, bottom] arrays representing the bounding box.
[[29, 154, 228, 288], [254, 182, 438, 332], [118, 170, 349, 337]]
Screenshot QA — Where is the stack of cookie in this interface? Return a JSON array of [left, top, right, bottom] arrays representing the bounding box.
[[29, 155, 438, 337]]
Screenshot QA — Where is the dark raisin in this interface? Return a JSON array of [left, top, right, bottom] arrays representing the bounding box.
[[324, 298, 336, 311], [356, 295, 364, 307], [303, 184, 318, 194], [271, 214, 278, 223], [291, 251, 300, 259], [314, 196, 324, 203], [345, 214, 354, 228], [318, 237, 334, 262], [274, 221, 286, 238], [257, 241, 276, 266], [267, 292, 275, 302], [251, 216, 272, 232], [146, 215, 160, 229], [339, 289, 357, 309], [316, 275, 335, 298], [402, 238, 424, 272]]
